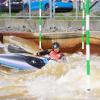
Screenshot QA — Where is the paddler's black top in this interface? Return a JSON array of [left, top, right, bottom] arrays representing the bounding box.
[[36, 49, 51, 56]]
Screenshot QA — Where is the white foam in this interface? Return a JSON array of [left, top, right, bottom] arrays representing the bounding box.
[[25, 53, 100, 99]]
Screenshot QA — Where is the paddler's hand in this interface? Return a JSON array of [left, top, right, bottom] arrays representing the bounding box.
[[60, 56, 67, 63], [34, 51, 41, 56]]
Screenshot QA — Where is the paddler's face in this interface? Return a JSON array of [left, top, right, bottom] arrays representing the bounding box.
[[54, 48, 60, 53]]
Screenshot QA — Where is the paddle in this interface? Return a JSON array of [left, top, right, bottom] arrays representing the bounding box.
[[7, 44, 34, 54]]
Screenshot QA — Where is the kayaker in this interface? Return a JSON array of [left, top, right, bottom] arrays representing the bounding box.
[[36, 42, 66, 62]]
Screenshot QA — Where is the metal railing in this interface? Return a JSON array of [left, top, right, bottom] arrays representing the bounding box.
[[0, 0, 100, 19]]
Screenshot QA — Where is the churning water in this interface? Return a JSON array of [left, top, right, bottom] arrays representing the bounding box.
[[0, 52, 100, 100]]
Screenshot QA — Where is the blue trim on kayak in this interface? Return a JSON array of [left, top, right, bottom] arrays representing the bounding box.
[[0, 54, 46, 70]]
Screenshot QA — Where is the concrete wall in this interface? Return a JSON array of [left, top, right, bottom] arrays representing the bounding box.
[[0, 19, 100, 33]]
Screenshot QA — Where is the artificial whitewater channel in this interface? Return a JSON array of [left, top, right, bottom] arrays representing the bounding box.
[[0, 16, 100, 100], [0, 36, 100, 100]]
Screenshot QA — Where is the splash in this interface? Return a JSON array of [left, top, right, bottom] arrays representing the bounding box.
[[0, 53, 100, 100], [26, 53, 100, 100]]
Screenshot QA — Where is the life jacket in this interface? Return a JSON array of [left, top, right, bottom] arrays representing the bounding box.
[[49, 50, 62, 61]]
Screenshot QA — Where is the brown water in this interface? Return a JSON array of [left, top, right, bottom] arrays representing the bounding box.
[[0, 53, 100, 100], [3, 36, 100, 55]]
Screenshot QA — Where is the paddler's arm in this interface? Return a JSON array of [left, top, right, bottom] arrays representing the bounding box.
[[36, 49, 52, 56]]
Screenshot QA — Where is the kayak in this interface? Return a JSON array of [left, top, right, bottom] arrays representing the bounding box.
[[0, 54, 46, 70], [0, 44, 67, 70]]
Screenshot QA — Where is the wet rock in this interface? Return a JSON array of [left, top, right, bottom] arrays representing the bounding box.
[[66, 27, 82, 32], [23, 25, 26, 29], [7, 26, 11, 29]]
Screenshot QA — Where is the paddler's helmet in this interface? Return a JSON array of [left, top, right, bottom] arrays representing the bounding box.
[[52, 42, 60, 49]]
